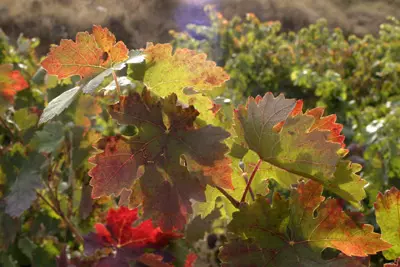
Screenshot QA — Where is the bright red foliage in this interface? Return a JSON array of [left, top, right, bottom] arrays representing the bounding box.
[[0, 64, 29, 103], [94, 206, 182, 249], [84, 206, 182, 266]]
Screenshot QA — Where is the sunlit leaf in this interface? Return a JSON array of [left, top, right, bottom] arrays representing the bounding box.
[[39, 86, 81, 124], [41, 25, 128, 80], [220, 180, 390, 266], [234, 92, 367, 207], [83, 206, 182, 267], [0, 64, 28, 103], [375, 187, 400, 260]]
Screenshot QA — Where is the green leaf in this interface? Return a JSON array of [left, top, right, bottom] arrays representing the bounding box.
[[14, 108, 38, 131], [0, 253, 17, 267], [220, 180, 390, 266], [143, 43, 229, 115], [375, 187, 400, 260], [0, 204, 19, 251], [30, 121, 65, 154], [185, 205, 222, 243], [18, 237, 37, 260], [39, 86, 81, 124], [235, 93, 367, 207], [5, 153, 47, 217]]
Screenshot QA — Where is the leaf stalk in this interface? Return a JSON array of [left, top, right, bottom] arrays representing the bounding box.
[[240, 158, 262, 203]]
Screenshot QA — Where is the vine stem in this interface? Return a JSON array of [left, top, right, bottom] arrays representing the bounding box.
[[0, 116, 22, 142], [216, 186, 240, 208], [112, 70, 121, 95], [240, 158, 262, 203], [37, 191, 84, 244]]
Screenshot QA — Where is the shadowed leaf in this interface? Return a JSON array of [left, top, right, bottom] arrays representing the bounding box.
[[5, 153, 47, 217], [88, 91, 231, 230]]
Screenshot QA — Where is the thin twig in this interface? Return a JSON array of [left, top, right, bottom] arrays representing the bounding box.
[[0, 116, 21, 142], [216, 186, 240, 208], [242, 172, 255, 201], [37, 190, 84, 244], [112, 70, 121, 95], [240, 159, 262, 203], [37, 191, 59, 213]]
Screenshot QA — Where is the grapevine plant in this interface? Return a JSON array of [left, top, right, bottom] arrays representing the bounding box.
[[0, 25, 399, 267]]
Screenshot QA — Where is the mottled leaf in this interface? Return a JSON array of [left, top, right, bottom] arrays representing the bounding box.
[[143, 43, 229, 114], [41, 25, 128, 80], [235, 92, 367, 207], [88, 136, 140, 198], [220, 180, 390, 266], [375, 187, 400, 260], [89, 91, 231, 230]]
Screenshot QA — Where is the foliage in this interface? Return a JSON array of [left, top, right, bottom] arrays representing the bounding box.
[[0, 21, 399, 267]]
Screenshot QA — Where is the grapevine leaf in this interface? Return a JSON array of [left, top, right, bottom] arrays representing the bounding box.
[[18, 237, 37, 260], [5, 153, 47, 217], [30, 121, 65, 154], [88, 136, 141, 198], [0, 64, 28, 103], [220, 180, 391, 266], [185, 206, 222, 243], [384, 258, 400, 267], [39, 86, 81, 124], [185, 253, 198, 267], [0, 204, 19, 251], [83, 206, 182, 267], [89, 90, 231, 230], [143, 43, 229, 114], [375, 187, 400, 260], [14, 108, 38, 131], [137, 253, 173, 267], [79, 183, 94, 220], [235, 92, 367, 207], [41, 25, 128, 80]]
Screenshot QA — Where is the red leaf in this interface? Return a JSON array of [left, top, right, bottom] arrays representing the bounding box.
[[184, 253, 198, 267], [84, 206, 182, 266], [0, 64, 28, 103], [88, 136, 141, 198]]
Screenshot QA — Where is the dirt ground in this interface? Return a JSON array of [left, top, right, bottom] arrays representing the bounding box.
[[0, 0, 398, 55]]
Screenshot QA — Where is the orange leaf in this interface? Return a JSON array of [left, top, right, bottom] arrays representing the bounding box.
[[41, 25, 128, 80]]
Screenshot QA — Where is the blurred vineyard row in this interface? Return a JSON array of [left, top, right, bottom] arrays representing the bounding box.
[[171, 7, 400, 207], [1, 0, 399, 55]]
